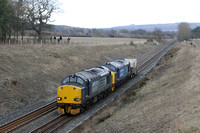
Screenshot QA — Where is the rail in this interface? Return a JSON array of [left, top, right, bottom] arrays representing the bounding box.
[[0, 101, 56, 132]]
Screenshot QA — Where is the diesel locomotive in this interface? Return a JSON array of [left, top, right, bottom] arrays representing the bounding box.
[[57, 58, 137, 115]]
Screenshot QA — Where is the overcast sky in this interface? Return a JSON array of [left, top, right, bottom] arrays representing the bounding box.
[[51, 0, 200, 28]]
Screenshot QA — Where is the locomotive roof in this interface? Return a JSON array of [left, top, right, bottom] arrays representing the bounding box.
[[75, 66, 110, 81], [106, 58, 129, 69]]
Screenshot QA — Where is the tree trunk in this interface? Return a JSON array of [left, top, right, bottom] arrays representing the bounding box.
[[17, 31, 19, 42], [37, 30, 42, 41], [21, 30, 24, 41], [3, 33, 6, 43]]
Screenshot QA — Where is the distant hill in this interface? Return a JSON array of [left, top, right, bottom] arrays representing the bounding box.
[[52, 23, 200, 37], [104, 23, 200, 32]]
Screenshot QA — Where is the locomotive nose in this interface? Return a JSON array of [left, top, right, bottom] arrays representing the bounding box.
[[57, 85, 83, 115], [57, 85, 82, 104]]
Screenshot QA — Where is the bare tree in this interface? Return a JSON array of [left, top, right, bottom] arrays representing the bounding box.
[[192, 26, 200, 39], [153, 28, 163, 42], [25, 0, 59, 40], [0, 0, 14, 43], [11, 0, 28, 41], [178, 22, 191, 41]]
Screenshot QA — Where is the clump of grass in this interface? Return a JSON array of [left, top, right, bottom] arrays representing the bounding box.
[[121, 77, 149, 104], [190, 127, 200, 132], [127, 91, 137, 97], [130, 41, 136, 47], [97, 113, 112, 124], [139, 80, 147, 88], [140, 77, 149, 87], [121, 89, 137, 104]]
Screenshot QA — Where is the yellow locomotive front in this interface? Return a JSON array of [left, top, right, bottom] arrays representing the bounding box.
[[57, 85, 82, 115], [57, 74, 85, 115]]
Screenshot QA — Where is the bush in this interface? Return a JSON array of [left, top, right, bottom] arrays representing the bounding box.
[[130, 41, 136, 47], [97, 113, 112, 124], [147, 39, 153, 42]]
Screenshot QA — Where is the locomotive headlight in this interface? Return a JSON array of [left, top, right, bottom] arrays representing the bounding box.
[[57, 97, 62, 101], [74, 98, 80, 101]]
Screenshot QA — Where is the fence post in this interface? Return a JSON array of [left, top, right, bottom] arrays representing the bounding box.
[[41, 40, 43, 46], [9, 40, 10, 46], [21, 40, 22, 46]]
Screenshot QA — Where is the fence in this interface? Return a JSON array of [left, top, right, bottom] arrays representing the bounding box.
[[0, 37, 147, 46]]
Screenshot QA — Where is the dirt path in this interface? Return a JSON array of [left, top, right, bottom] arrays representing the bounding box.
[[72, 42, 200, 132]]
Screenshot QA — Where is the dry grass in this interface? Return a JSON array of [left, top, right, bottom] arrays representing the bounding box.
[[0, 41, 155, 117], [68, 37, 147, 46], [72, 42, 200, 133], [0, 37, 148, 46]]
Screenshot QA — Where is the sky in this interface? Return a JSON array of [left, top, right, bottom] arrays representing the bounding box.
[[51, 0, 200, 28]]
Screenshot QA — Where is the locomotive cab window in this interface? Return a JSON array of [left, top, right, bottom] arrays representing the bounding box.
[[110, 65, 116, 72], [125, 66, 129, 74], [77, 77, 84, 85], [107, 76, 111, 84], [61, 77, 69, 85], [70, 76, 77, 82]]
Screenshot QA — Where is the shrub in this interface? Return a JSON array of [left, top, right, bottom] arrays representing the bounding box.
[[130, 41, 136, 46]]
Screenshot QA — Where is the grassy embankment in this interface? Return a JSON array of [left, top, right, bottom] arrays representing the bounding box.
[[72, 42, 200, 132]]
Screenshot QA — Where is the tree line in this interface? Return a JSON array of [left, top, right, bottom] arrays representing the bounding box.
[[53, 25, 176, 42], [0, 0, 59, 43], [178, 22, 200, 41]]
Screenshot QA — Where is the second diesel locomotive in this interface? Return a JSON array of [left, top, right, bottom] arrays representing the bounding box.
[[57, 58, 137, 115]]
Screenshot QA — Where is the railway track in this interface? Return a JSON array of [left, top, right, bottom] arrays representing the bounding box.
[[31, 115, 71, 133], [137, 42, 165, 62], [138, 41, 174, 73], [137, 41, 171, 65], [0, 101, 56, 132], [0, 40, 176, 133]]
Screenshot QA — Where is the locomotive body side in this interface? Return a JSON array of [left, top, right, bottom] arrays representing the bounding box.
[[87, 73, 112, 99]]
